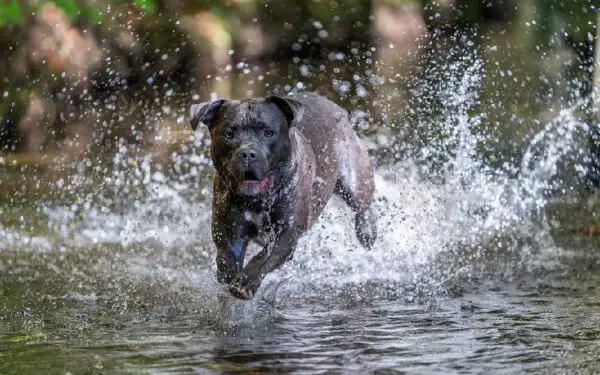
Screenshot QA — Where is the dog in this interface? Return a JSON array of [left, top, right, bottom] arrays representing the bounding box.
[[190, 92, 377, 299]]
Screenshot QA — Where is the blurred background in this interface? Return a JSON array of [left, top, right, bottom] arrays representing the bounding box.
[[0, 0, 597, 153], [2, 3, 600, 372], [0, 0, 599, 207]]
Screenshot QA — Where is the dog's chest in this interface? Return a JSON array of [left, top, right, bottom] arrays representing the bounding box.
[[244, 210, 273, 244]]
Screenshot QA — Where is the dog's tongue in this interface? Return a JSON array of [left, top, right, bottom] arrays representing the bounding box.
[[259, 175, 273, 190], [241, 175, 273, 194]]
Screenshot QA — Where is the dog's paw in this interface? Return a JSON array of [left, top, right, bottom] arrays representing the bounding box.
[[217, 270, 234, 284], [229, 273, 261, 300]]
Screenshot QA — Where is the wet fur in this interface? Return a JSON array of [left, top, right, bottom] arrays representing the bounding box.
[[190, 92, 377, 299]]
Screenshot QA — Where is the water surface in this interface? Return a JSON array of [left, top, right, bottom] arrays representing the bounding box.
[[2, 34, 600, 373]]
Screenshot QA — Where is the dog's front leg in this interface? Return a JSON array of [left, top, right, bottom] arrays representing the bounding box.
[[212, 199, 248, 284], [229, 226, 298, 300], [215, 240, 246, 284]]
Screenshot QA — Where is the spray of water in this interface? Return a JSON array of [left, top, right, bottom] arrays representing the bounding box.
[[3, 38, 592, 307]]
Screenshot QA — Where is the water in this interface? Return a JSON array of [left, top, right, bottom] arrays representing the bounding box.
[[2, 35, 600, 373]]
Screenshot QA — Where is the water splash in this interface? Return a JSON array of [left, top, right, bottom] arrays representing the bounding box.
[[3, 39, 592, 304]]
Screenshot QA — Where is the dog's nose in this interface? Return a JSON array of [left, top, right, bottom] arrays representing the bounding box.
[[239, 149, 257, 162]]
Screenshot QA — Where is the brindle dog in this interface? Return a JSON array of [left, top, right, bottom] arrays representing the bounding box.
[[190, 92, 377, 299]]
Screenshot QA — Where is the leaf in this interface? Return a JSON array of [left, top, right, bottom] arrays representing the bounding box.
[[51, 0, 81, 20], [133, 0, 157, 14], [0, 0, 23, 25]]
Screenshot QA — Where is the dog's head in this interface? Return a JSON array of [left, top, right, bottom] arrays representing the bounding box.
[[190, 95, 303, 196]]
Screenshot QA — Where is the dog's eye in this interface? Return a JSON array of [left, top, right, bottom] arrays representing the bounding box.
[[264, 129, 274, 137], [224, 130, 234, 140]]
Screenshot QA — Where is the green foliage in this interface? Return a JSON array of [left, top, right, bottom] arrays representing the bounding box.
[[0, 0, 157, 25], [133, 0, 157, 14], [52, 0, 79, 19], [0, 0, 22, 26]]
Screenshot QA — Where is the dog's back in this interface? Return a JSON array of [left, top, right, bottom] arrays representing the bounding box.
[[289, 93, 374, 232], [290, 93, 354, 218]]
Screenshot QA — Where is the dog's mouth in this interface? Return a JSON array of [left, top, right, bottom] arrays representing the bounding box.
[[243, 170, 259, 181], [238, 171, 273, 195]]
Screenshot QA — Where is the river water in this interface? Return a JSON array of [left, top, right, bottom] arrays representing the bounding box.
[[1, 34, 600, 373]]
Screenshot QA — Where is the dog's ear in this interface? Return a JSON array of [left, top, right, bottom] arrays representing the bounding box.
[[189, 98, 228, 131], [266, 95, 303, 126]]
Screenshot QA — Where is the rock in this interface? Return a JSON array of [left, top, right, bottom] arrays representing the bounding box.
[[27, 2, 102, 89], [371, 1, 427, 124], [373, 1, 427, 48], [18, 92, 54, 152], [234, 23, 278, 61], [181, 11, 232, 72]]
